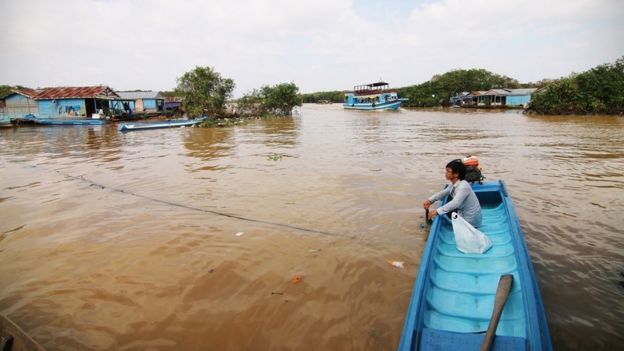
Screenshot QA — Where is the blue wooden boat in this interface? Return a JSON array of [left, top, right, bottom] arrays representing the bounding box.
[[24, 115, 105, 126], [399, 181, 552, 351], [118, 117, 206, 132], [343, 82, 408, 111]]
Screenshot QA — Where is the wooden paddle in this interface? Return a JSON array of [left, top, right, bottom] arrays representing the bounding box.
[[425, 208, 433, 225], [480, 274, 514, 351]]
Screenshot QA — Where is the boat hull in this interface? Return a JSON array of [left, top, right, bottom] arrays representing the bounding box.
[[343, 100, 402, 111], [398, 181, 552, 351], [118, 117, 206, 132], [22, 114, 105, 125], [33, 119, 105, 125]]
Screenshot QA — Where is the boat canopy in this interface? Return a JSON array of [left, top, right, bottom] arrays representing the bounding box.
[[352, 82, 394, 96]]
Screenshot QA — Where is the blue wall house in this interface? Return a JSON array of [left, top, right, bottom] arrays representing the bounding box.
[[36, 86, 119, 119], [481, 88, 537, 108], [114, 91, 164, 113], [451, 88, 538, 108], [505, 88, 537, 107], [2, 88, 40, 119]]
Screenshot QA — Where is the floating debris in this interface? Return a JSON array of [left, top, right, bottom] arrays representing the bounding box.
[[388, 261, 405, 269], [235, 232, 245, 237]]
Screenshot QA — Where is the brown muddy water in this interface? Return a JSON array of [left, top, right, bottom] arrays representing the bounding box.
[[0, 105, 623, 350]]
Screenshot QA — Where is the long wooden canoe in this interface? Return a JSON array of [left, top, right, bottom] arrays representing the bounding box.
[[118, 117, 206, 132], [399, 181, 552, 351]]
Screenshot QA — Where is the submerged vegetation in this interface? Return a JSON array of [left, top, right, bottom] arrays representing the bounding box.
[[235, 82, 303, 118], [175, 66, 235, 117], [174, 67, 302, 127], [527, 57, 624, 115]]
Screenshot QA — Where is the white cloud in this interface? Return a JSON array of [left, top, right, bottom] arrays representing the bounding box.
[[0, 0, 622, 96]]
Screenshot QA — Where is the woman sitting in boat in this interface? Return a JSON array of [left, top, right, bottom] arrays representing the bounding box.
[[423, 159, 482, 227]]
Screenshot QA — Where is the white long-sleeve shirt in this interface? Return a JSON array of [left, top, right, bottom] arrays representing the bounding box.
[[429, 180, 482, 227]]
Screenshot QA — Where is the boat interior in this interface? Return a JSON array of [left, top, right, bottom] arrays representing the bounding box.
[[420, 188, 527, 349]]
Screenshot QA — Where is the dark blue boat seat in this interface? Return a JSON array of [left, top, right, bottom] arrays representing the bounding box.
[[420, 328, 525, 351]]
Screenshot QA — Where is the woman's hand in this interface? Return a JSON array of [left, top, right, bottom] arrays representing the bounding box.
[[428, 209, 438, 220]]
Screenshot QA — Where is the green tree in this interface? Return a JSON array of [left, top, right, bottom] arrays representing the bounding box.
[[0, 85, 13, 99], [528, 56, 624, 115], [236, 89, 264, 116], [0, 85, 32, 99], [175, 66, 234, 117], [398, 69, 520, 107], [259, 82, 303, 116], [301, 91, 345, 103]]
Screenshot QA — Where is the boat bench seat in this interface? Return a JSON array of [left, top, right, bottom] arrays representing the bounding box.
[[420, 328, 525, 351]]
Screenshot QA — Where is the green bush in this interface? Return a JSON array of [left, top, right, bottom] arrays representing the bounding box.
[[528, 57, 624, 115], [237, 83, 302, 117]]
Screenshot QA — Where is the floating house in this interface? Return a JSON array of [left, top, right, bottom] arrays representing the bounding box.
[[114, 91, 164, 113], [2, 88, 40, 119], [450, 88, 537, 108], [36, 86, 119, 118], [504, 88, 538, 107], [1, 86, 119, 120]]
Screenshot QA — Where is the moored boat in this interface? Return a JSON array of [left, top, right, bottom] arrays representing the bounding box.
[[399, 181, 552, 351], [24, 114, 105, 126], [118, 117, 207, 132], [343, 82, 407, 111]]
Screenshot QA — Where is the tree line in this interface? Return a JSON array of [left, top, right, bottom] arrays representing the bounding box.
[[299, 56, 624, 115], [3, 57, 623, 116]]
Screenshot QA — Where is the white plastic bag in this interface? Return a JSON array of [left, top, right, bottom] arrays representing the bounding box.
[[451, 212, 492, 254]]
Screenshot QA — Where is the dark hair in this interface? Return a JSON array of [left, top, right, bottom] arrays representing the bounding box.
[[446, 159, 466, 180]]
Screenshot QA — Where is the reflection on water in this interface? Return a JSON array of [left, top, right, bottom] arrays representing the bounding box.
[[1, 107, 623, 350]]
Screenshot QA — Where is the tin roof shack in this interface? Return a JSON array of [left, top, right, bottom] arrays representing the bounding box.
[[505, 88, 537, 108], [115, 91, 164, 113], [2, 88, 40, 119], [482, 89, 511, 107], [36, 86, 119, 119], [467, 91, 490, 107]]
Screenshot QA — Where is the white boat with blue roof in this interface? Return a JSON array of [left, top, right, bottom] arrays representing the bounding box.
[[343, 82, 407, 111]]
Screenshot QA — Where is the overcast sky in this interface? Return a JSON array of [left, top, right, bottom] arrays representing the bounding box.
[[1, 0, 622, 96]]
